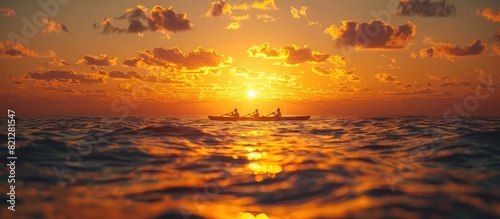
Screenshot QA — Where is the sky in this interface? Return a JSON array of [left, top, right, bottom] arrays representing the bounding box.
[[0, 0, 499, 116]]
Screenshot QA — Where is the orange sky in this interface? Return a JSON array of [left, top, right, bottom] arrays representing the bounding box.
[[0, 0, 499, 115]]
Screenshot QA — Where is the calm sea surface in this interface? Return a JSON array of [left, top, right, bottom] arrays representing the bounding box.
[[1, 116, 500, 219]]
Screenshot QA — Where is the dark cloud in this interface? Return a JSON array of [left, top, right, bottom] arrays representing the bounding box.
[[122, 56, 143, 67], [99, 5, 192, 34], [101, 17, 148, 34], [207, 0, 231, 17], [420, 40, 486, 61], [128, 19, 148, 33], [124, 47, 229, 70], [117, 5, 149, 20], [148, 5, 192, 32], [247, 43, 330, 65], [397, 0, 456, 17], [108, 71, 142, 79], [27, 70, 105, 83], [0, 41, 56, 59], [78, 54, 117, 66], [325, 20, 416, 49], [101, 17, 126, 34]]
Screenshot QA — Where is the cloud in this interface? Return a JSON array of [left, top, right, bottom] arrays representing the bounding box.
[[492, 45, 500, 56], [0, 41, 56, 59], [476, 8, 500, 22], [427, 74, 472, 87], [26, 70, 105, 83], [252, 0, 278, 10], [255, 14, 276, 22], [123, 47, 230, 70], [233, 3, 250, 11], [247, 43, 330, 65], [311, 66, 331, 75], [231, 14, 250, 21], [290, 6, 307, 19], [308, 21, 320, 26], [78, 54, 118, 66], [41, 18, 70, 34], [311, 66, 358, 82], [99, 5, 192, 34], [225, 21, 241, 30], [108, 71, 142, 79], [148, 6, 193, 32], [117, 4, 149, 20], [494, 29, 500, 41], [328, 55, 347, 67], [0, 8, 15, 17], [338, 85, 369, 93], [207, 0, 232, 17], [397, 0, 456, 17], [420, 40, 486, 61], [230, 66, 264, 78], [325, 20, 416, 49], [375, 73, 397, 82], [414, 87, 435, 94], [45, 58, 69, 66]]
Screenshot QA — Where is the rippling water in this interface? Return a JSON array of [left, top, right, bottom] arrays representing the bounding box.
[[1, 116, 500, 219]]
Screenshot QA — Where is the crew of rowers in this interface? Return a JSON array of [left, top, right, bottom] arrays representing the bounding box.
[[228, 108, 281, 119]]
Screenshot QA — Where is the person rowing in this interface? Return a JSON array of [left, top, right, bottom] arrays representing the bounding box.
[[221, 108, 239, 118], [249, 109, 259, 118], [264, 108, 281, 119], [242, 109, 260, 118]]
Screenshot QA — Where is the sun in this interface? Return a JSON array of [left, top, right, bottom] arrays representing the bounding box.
[[247, 90, 257, 98]]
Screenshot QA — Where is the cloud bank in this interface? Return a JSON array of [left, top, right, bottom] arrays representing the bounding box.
[[476, 8, 500, 22], [0, 41, 56, 59], [99, 5, 192, 34], [325, 20, 416, 49], [420, 40, 486, 61], [124, 47, 230, 70], [397, 0, 456, 17], [247, 43, 330, 65]]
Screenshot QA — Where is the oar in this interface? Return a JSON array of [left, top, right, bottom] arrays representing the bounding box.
[[241, 112, 254, 117], [220, 112, 233, 117], [263, 112, 275, 117]]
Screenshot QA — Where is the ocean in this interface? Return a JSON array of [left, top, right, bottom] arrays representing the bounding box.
[[1, 116, 500, 219]]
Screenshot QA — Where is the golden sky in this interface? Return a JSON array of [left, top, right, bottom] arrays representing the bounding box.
[[0, 0, 499, 115]]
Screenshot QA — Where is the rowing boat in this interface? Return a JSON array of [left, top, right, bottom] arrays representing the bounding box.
[[208, 116, 310, 121]]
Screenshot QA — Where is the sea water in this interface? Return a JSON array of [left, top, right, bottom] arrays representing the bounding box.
[[1, 116, 499, 218]]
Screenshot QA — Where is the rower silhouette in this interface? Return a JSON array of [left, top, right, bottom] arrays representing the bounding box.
[[248, 109, 259, 118], [267, 108, 281, 119], [230, 108, 239, 118]]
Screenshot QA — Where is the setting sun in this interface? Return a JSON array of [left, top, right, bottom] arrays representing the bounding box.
[[247, 90, 257, 98]]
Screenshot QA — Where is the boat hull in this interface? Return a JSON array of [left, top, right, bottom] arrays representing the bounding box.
[[208, 116, 310, 121]]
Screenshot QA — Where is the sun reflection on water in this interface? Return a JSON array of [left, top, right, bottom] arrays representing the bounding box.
[[239, 212, 270, 219]]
